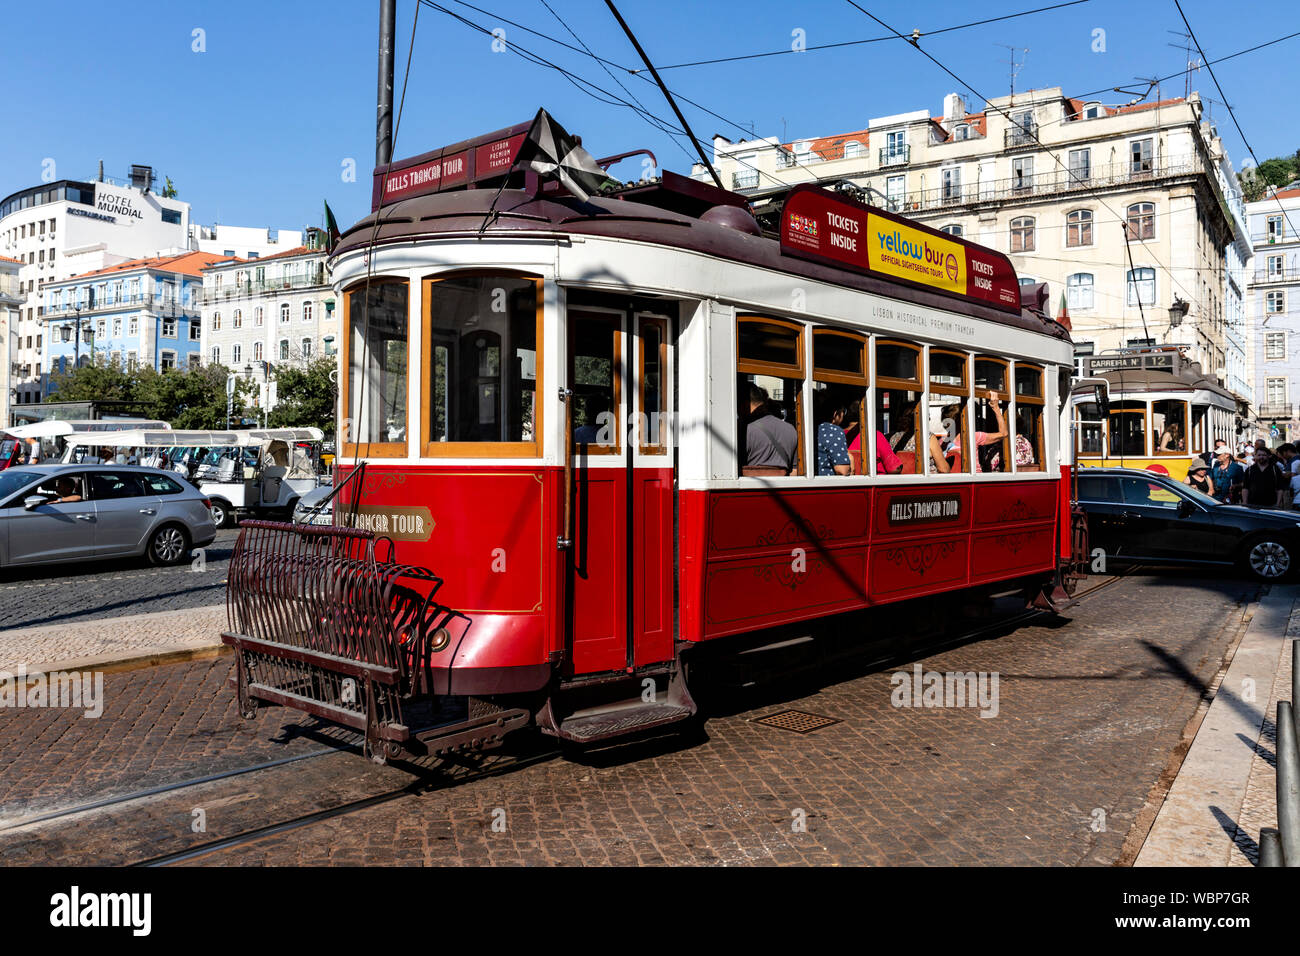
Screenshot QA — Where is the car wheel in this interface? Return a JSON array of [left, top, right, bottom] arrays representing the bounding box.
[[148, 524, 190, 567], [210, 499, 232, 529], [1241, 536, 1293, 581]]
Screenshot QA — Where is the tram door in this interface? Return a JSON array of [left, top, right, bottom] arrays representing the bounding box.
[[564, 305, 675, 676]]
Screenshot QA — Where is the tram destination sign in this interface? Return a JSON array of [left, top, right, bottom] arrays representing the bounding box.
[[887, 493, 962, 527], [372, 122, 532, 211], [779, 185, 1021, 314], [1083, 354, 1175, 374]]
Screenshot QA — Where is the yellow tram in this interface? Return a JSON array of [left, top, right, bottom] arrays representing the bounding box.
[[1071, 348, 1239, 483]]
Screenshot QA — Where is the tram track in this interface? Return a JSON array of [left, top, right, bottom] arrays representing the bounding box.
[[10, 572, 1139, 865]]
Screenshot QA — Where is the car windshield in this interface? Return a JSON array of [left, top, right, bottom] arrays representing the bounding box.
[[1180, 483, 1221, 507], [0, 468, 43, 502]]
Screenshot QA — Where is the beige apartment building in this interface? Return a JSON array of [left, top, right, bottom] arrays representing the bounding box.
[[701, 88, 1247, 396]]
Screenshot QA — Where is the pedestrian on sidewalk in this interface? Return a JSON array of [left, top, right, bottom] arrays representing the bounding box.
[[1211, 448, 1245, 503], [1243, 447, 1286, 509], [1186, 460, 1213, 496]]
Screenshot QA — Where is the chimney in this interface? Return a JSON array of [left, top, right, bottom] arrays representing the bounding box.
[[943, 93, 966, 124], [97, 160, 103, 182]]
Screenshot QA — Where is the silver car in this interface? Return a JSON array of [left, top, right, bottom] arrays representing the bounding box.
[[0, 465, 217, 569]]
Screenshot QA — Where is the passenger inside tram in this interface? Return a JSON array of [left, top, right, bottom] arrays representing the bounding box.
[[943, 391, 1008, 473], [742, 383, 798, 476], [813, 393, 851, 476]]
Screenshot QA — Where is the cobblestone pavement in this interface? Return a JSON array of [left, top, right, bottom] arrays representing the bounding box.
[[0, 529, 238, 630], [0, 571, 1258, 866]]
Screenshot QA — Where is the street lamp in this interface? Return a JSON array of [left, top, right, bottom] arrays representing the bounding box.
[[1168, 297, 1190, 329]]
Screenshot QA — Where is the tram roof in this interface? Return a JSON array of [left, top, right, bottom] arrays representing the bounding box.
[[333, 187, 1069, 343], [1073, 368, 1237, 404]]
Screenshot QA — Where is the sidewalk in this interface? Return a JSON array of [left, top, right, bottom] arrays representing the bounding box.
[[0, 604, 229, 677], [1134, 583, 1299, 867]]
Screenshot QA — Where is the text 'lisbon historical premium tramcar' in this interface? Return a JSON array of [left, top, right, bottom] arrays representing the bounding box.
[[222, 119, 1083, 761]]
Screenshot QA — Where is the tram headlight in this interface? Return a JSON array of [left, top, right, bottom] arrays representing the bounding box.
[[430, 627, 452, 652]]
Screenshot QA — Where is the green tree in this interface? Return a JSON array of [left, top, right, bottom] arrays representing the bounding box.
[[137, 363, 256, 428], [266, 357, 339, 435], [47, 354, 140, 402], [162, 176, 178, 199], [1240, 150, 1300, 201]]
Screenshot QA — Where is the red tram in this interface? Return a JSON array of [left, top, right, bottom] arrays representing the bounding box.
[[223, 120, 1084, 761]]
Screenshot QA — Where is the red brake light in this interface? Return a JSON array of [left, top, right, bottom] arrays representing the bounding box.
[[202, 498, 212, 510]]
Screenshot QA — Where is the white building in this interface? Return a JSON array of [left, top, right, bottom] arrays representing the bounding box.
[[0, 168, 191, 403], [1245, 185, 1300, 441], [0, 255, 22, 425], [191, 224, 305, 261], [702, 88, 1243, 401], [199, 230, 336, 420]]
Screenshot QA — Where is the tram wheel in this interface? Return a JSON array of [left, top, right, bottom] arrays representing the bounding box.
[[1241, 535, 1294, 582]]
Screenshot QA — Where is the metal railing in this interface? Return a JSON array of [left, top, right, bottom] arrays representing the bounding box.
[[1003, 126, 1039, 150], [878, 145, 910, 167], [1258, 403, 1294, 419], [1255, 267, 1300, 283], [731, 170, 760, 190], [1260, 641, 1300, 866], [43, 294, 199, 319], [200, 271, 327, 303], [886, 154, 1204, 214]]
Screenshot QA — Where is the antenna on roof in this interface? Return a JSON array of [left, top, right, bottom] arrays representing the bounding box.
[[996, 44, 1028, 104], [1167, 30, 1201, 99]]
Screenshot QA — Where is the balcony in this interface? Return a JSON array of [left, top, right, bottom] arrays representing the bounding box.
[[200, 270, 328, 303], [43, 294, 200, 320], [1003, 126, 1039, 150], [886, 154, 1203, 214], [878, 145, 910, 167], [1258, 403, 1294, 419], [1254, 267, 1300, 284], [731, 170, 760, 191]]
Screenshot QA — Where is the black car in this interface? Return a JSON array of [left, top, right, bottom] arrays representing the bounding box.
[[1076, 467, 1300, 581]]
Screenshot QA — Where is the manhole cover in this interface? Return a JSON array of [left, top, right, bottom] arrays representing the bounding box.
[[751, 709, 841, 734]]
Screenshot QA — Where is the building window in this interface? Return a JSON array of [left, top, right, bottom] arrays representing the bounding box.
[[1268, 290, 1286, 313], [129, 316, 138, 336], [96, 319, 106, 338], [112, 318, 121, 337], [1268, 255, 1285, 278], [233, 309, 242, 328], [1126, 202, 1155, 240], [954, 124, 970, 140], [162, 318, 177, 338], [1010, 217, 1035, 253], [323, 335, 336, 356], [1012, 156, 1033, 192], [1066, 209, 1093, 247], [1126, 267, 1156, 306], [1082, 102, 1102, 119], [255, 307, 264, 326], [280, 303, 290, 323], [1266, 331, 1287, 360], [188, 353, 201, 369], [1067, 273, 1094, 310], [211, 346, 221, 364], [212, 312, 221, 331], [941, 166, 962, 201], [160, 350, 177, 370], [1130, 138, 1154, 174], [253, 341, 263, 362], [303, 301, 313, 323], [843, 141, 863, 159], [1267, 377, 1287, 406], [885, 175, 905, 211], [1268, 215, 1284, 243], [301, 338, 312, 358], [232, 343, 242, 364], [884, 130, 906, 162], [1073, 341, 1096, 377], [279, 339, 289, 361], [162, 209, 182, 225], [190, 317, 201, 340], [940, 224, 963, 236]]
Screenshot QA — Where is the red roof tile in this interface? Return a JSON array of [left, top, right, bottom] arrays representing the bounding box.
[[201, 245, 321, 269], [1274, 188, 1300, 200], [56, 250, 232, 283], [0, 255, 22, 265]]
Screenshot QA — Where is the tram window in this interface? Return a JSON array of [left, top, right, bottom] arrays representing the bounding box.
[[1013, 365, 1045, 472], [1152, 400, 1188, 455], [929, 350, 971, 475], [1075, 402, 1105, 455], [812, 329, 869, 475], [638, 317, 668, 453], [738, 317, 803, 477], [1191, 405, 1207, 454], [570, 312, 620, 454], [422, 274, 541, 455], [344, 279, 408, 455], [974, 357, 1011, 472], [875, 341, 923, 475], [1107, 401, 1146, 457]]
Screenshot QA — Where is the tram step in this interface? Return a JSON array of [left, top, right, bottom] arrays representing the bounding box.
[[557, 702, 694, 743]]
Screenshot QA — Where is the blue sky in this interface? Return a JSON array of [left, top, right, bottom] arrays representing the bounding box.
[[2, 0, 1291, 234]]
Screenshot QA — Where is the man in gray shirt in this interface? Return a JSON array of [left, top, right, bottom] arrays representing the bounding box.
[[745, 384, 798, 473]]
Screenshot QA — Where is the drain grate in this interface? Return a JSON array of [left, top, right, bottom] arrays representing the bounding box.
[[751, 709, 841, 734]]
